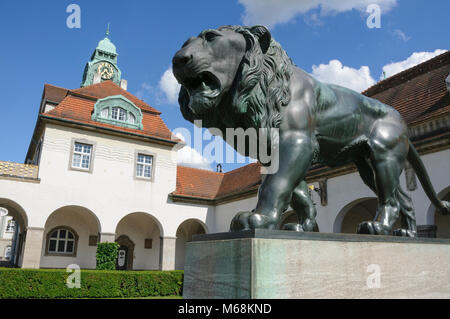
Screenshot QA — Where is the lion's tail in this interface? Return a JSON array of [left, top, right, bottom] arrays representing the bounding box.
[[407, 140, 450, 215]]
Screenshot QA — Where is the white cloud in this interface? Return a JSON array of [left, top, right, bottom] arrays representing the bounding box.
[[392, 29, 411, 42], [382, 49, 447, 78], [175, 133, 213, 170], [238, 0, 397, 28], [310, 49, 448, 92], [135, 82, 155, 101], [158, 67, 181, 104], [311, 59, 376, 92], [136, 68, 181, 105], [304, 12, 323, 26]]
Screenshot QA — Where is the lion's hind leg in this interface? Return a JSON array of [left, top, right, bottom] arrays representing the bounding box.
[[392, 186, 417, 237], [355, 156, 396, 235], [282, 180, 318, 232], [355, 157, 417, 237], [357, 121, 408, 236]]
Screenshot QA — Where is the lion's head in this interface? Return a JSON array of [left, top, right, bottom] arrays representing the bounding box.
[[172, 25, 293, 132]]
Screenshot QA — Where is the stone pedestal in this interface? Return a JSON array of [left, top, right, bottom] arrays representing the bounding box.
[[183, 230, 450, 299]]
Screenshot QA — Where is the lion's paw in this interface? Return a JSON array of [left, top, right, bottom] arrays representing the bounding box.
[[229, 211, 276, 232], [357, 221, 391, 236], [393, 229, 417, 238], [281, 223, 304, 232]]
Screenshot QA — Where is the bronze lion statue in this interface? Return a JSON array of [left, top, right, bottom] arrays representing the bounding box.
[[172, 25, 449, 237]]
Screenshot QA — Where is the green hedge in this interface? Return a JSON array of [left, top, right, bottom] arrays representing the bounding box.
[[0, 268, 183, 299], [96, 242, 120, 270]]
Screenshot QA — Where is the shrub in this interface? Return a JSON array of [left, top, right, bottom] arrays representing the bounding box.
[[96, 242, 120, 270], [0, 268, 183, 299]]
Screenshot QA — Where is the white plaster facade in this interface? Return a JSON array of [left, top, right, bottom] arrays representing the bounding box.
[[0, 122, 214, 270]]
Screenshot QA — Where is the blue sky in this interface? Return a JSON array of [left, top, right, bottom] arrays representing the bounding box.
[[0, 0, 448, 172]]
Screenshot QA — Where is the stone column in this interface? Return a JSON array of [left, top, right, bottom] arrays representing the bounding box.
[[0, 215, 5, 238], [99, 232, 116, 243], [159, 236, 176, 270], [21, 227, 44, 269]]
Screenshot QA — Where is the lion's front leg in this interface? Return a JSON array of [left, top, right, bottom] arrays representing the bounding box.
[[230, 132, 314, 232]]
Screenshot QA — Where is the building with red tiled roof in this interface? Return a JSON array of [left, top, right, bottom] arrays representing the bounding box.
[[171, 162, 262, 204], [363, 51, 450, 125], [0, 32, 203, 271], [0, 31, 449, 272], [39, 81, 176, 143]]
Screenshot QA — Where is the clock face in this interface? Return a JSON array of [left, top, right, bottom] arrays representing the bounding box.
[[97, 62, 114, 80]]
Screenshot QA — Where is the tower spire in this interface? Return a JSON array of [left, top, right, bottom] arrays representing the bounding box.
[[80, 25, 121, 87]]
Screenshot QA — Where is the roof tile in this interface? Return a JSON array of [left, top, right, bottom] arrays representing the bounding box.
[[173, 166, 224, 199], [72, 81, 161, 114], [42, 81, 177, 143], [43, 84, 69, 104], [364, 51, 450, 124]]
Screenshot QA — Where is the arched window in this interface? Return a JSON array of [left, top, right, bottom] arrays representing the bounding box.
[[111, 107, 127, 121], [100, 107, 109, 118], [46, 227, 78, 256], [128, 113, 136, 124], [92, 95, 143, 130]]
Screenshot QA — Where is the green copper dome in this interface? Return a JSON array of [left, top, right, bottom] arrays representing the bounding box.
[[97, 37, 117, 55]]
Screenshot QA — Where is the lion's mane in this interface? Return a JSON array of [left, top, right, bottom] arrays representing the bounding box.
[[179, 25, 294, 133]]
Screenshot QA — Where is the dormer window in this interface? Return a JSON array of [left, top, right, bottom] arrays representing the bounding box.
[[92, 95, 143, 130], [111, 107, 126, 121], [101, 107, 109, 118], [101, 106, 134, 124], [128, 113, 136, 124]]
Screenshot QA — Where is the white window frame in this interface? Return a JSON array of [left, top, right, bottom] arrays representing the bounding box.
[[100, 107, 109, 118], [72, 142, 92, 170], [128, 112, 136, 124], [46, 227, 78, 256], [69, 139, 96, 173], [111, 107, 127, 122], [136, 154, 153, 179], [135, 151, 156, 181]]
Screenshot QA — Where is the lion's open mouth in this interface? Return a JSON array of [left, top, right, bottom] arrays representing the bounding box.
[[182, 71, 221, 98]]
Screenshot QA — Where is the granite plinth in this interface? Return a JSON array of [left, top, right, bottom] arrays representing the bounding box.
[[183, 230, 450, 299]]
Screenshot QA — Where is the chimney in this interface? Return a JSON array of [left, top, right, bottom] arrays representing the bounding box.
[[120, 79, 128, 90], [216, 164, 223, 173], [93, 72, 101, 85]]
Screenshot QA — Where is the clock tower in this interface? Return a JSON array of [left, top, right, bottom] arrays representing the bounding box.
[[81, 26, 122, 87]]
